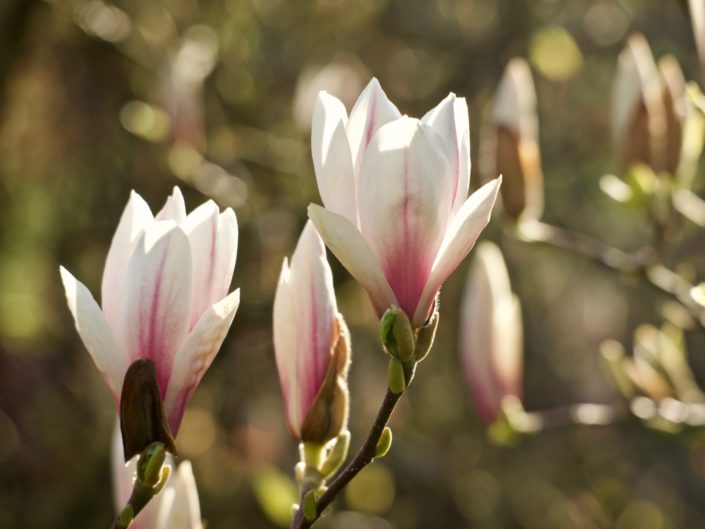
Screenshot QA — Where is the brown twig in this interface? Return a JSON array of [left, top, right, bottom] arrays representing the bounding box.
[[513, 221, 705, 328], [291, 389, 403, 529]]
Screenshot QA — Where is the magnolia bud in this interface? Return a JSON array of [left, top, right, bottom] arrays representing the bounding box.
[[659, 56, 686, 176], [612, 33, 667, 173], [492, 58, 543, 222], [460, 243, 523, 424], [375, 427, 393, 458], [414, 309, 439, 362], [380, 305, 415, 362], [388, 357, 406, 395]]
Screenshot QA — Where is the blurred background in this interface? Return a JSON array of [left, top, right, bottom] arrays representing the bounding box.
[[2, 0, 705, 527]]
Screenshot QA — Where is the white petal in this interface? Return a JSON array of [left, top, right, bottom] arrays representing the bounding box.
[[273, 258, 301, 436], [163, 289, 240, 435], [358, 118, 453, 319], [61, 267, 126, 396], [422, 93, 471, 209], [181, 200, 221, 327], [156, 187, 187, 223], [308, 204, 397, 317], [492, 59, 538, 141], [346, 78, 402, 173], [156, 461, 202, 529], [413, 177, 501, 326], [213, 208, 238, 305], [118, 221, 193, 395], [311, 93, 357, 222], [111, 419, 132, 510], [101, 191, 154, 336]]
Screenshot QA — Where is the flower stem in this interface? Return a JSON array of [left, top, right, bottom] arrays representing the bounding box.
[[291, 388, 403, 529]]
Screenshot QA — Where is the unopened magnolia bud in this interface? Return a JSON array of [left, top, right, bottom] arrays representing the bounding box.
[[388, 358, 406, 394], [414, 310, 439, 362], [120, 359, 176, 460], [612, 34, 667, 173], [492, 58, 543, 222], [375, 427, 393, 458], [659, 56, 686, 176], [300, 317, 351, 444], [320, 431, 350, 478], [380, 306, 415, 361]]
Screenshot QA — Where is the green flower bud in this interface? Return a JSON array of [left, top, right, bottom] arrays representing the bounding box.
[[137, 442, 167, 488], [303, 490, 318, 522], [375, 427, 393, 459], [414, 310, 439, 362], [320, 431, 350, 479], [388, 358, 406, 394]]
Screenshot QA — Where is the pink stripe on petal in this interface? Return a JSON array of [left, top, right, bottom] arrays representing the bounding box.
[[358, 118, 452, 321], [119, 222, 193, 396], [164, 289, 240, 435]]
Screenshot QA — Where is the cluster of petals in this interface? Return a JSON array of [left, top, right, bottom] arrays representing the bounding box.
[[60, 187, 239, 435], [460, 242, 523, 423], [309, 78, 501, 327], [273, 221, 349, 441]]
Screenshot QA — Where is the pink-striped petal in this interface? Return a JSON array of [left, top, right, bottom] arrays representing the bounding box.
[[118, 221, 193, 394], [311, 93, 356, 223], [273, 222, 336, 437], [61, 267, 127, 396], [308, 204, 397, 317], [413, 177, 502, 326], [163, 289, 240, 435], [101, 191, 154, 335], [346, 78, 401, 173], [181, 200, 220, 328], [422, 93, 471, 210], [156, 187, 187, 223], [358, 117, 453, 319]]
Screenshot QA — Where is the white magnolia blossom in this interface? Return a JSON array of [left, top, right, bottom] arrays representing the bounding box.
[[61, 187, 239, 435], [308, 78, 501, 327]]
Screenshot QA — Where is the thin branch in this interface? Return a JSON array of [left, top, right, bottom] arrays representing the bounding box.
[[513, 221, 705, 328], [291, 389, 403, 529], [509, 402, 628, 434]]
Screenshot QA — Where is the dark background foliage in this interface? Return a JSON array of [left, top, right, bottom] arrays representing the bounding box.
[[1, 0, 705, 527]]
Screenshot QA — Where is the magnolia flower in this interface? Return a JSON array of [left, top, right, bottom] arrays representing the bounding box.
[[492, 58, 543, 222], [273, 221, 350, 443], [460, 242, 522, 424], [112, 424, 203, 529], [60, 187, 239, 435], [308, 78, 501, 328]]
